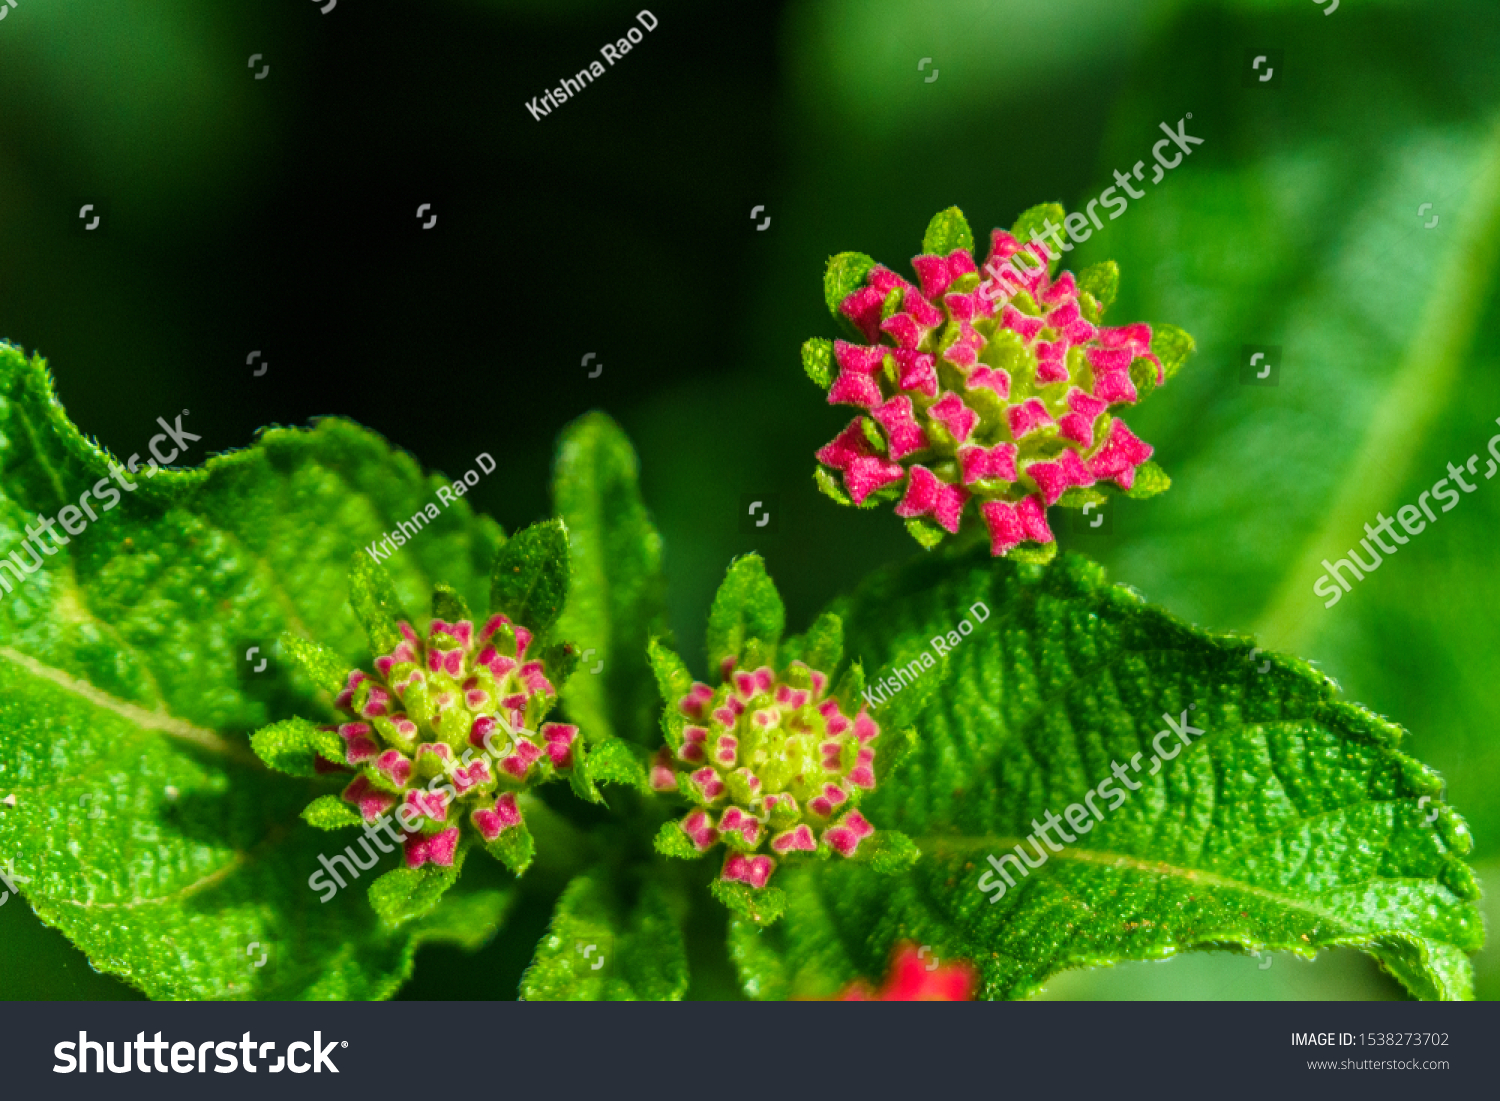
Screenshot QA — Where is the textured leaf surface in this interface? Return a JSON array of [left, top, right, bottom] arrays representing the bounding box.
[[0, 346, 506, 998], [705, 554, 785, 673], [921, 206, 974, 257], [489, 518, 569, 636], [730, 550, 1481, 1000], [552, 413, 666, 747], [519, 871, 688, 1000]]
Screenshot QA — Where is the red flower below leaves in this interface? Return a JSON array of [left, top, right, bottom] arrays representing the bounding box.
[[836, 943, 979, 1001]]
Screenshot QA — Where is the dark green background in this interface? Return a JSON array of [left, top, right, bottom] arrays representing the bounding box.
[[1, 0, 1495, 1000]]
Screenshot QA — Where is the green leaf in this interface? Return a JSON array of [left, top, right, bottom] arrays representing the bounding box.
[[921, 206, 974, 257], [484, 821, 536, 877], [802, 338, 835, 390], [712, 879, 787, 928], [648, 638, 695, 704], [1128, 357, 1159, 402], [277, 633, 349, 696], [814, 465, 854, 507], [349, 551, 409, 656], [823, 251, 877, 320], [0, 345, 501, 998], [705, 554, 786, 675], [1125, 461, 1172, 500], [410, 887, 515, 954], [251, 717, 344, 778], [583, 736, 651, 795], [654, 820, 701, 860], [368, 841, 470, 930], [1076, 261, 1119, 312], [301, 794, 362, 830], [793, 610, 844, 674], [552, 413, 667, 747], [791, 549, 1482, 1000], [1149, 323, 1195, 384], [849, 830, 921, 876], [905, 516, 947, 549], [431, 582, 472, 625], [520, 872, 688, 1000], [1009, 202, 1067, 271], [489, 518, 570, 637]]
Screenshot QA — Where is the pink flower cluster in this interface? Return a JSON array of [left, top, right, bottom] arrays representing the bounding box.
[[326, 614, 577, 869], [816, 228, 1159, 555], [653, 660, 880, 890]]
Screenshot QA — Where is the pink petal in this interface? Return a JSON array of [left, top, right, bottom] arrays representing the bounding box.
[[911, 254, 955, 300], [878, 312, 923, 350], [1016, 494, 1055, 543], [929, 393, 978, 444], [650, 747, 678, 792], [839, 286, 886, 343], [1086, 418, 1153, 488], [376, 750, 412, 788], [1002, 304, 1046, 343], [722, 852, 775, 889], [342, 776, 397, 823], [958, 442, 1018, 485], [816, 420, 873, 472], [1006, 397, 1054, 440], [965, 365, 1011, 399], [1033, 341, 1071, 385], [894, 350, 938, 398], [517, 662, 552, 697], [828, 370, 885, 411], [681, 810, 719, 851], [893, 466, 968, 533], [872, 396, 931, 460], [1086, 345, 1134, 373], [867, 265, 911, 296], [980, 499, 1025, 557], [473, 792, 523, 841], [1039, 271, 1077, 307], [1025, 447, 1096, 506], [834, 339, 886, 375], [679, 682, 715, 718], [427, 827, 459, 867], [771, 825, 817, 854], [1091, 369, 1137, 405], [903, 288, 943, 329]]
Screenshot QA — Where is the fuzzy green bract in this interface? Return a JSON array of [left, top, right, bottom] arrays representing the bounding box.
[[0, 345, 514, 998], [728, 549, 1480, 1000]]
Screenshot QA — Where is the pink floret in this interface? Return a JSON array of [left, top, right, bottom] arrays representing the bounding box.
[[928, 393, 978, 444], [473, 792, 523, 841], [1025, 447, 1096, 506], [1086, 418, 1153, 488], [722, 852, 775, 889], [872, 396, 931, 461], [894, 466, 969, 534]]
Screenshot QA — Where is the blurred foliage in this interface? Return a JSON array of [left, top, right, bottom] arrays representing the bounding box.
[[1, 0, 1496, 999]]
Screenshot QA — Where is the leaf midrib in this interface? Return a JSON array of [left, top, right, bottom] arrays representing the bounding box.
[[918, 834, 1452, 937], [0, 645, 247, 761]]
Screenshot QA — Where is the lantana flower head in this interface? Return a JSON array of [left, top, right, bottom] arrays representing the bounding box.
[[252, 520, 586, 923], [805, 204, 1194, 559], [650, 555, 919, 926]]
